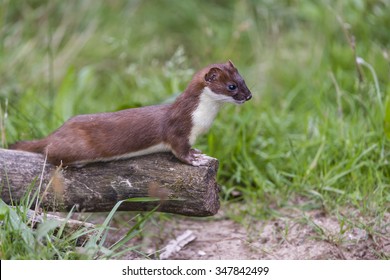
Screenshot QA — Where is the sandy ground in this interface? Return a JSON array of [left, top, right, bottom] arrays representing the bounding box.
[[101, 206, 389, 260]]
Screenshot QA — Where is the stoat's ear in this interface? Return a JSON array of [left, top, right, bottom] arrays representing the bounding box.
[[205, 67, 222, 82], [228, 59, 236, 69]]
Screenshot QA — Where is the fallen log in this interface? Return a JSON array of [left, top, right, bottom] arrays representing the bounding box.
[[0, 148, 220, 216]]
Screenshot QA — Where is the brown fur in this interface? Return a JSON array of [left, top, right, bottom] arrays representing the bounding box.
[[10, 60, 252, 166]]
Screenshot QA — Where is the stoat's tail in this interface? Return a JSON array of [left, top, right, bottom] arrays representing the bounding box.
[[9, 140, 46, 154]]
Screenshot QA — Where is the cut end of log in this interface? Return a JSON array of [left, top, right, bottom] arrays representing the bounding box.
[[0, 148, 220, 217]]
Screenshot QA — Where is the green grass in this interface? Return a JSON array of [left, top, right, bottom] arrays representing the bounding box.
[[1, 0, 389, 259], [0, 192, 156, 259]]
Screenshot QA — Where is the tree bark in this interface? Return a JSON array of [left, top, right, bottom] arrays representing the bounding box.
[[0, 148, 220, 216]]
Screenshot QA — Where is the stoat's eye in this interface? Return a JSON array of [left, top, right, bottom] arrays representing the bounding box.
[[228, 84, 237, 91]]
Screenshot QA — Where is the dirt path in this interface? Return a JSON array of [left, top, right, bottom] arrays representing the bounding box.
[[12, 205, 390, 259], [109, 206, 389, 260]]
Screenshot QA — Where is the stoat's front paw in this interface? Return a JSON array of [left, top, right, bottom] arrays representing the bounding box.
[[176, 149, 211, 166], [190, 153, 213, 167]]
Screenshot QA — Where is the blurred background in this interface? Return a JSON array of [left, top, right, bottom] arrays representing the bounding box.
[[1, 0, 389, 217]]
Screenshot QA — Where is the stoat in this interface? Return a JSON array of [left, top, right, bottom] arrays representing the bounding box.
[[10, 60, 252, 167]]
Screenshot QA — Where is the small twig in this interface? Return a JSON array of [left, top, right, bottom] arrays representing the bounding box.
[[25, 209, 95, 229], [160, 230, 196, 259], [25, 208, 96, 245]]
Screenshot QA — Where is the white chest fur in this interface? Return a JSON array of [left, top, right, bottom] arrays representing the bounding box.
[[189, 87, 223, 145]]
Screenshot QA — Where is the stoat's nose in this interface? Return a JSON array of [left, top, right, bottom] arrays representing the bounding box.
[[246, 94, 252, 101]]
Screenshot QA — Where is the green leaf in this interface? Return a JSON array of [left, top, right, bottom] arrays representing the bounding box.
[[36, 219, 61, 241], [0, 200, 35, 246]]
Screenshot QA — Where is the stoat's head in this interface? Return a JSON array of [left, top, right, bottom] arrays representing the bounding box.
[[202, 60, 252, 104]]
